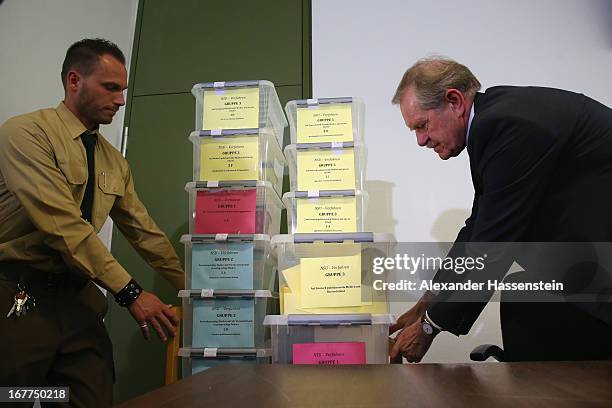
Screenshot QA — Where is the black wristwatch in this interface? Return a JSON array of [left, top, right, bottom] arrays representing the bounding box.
[[421, 317, 441, 336]]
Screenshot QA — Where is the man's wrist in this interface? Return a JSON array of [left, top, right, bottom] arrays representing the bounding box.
[[424, 311, 443, 331], [114, 279, 143, 307], [422, 311, 442, 336]]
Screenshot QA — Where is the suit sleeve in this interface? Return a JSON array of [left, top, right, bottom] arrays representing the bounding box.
[[428, 117, 563, 335], [110, 165, 185, 290]]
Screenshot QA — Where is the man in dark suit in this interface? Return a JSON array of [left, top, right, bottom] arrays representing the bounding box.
[[389, 56, 612, 362]]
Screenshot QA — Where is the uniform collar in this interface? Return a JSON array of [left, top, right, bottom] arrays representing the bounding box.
[[56, 102, 100, 139]]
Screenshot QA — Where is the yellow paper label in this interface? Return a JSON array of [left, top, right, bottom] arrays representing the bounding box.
[[281, 265, 386, 314], [282, 289, 387, 314], [300, 254, 362, 308], [280, 286, 291, 314], [281, 286, 302, 314], [281, 264, 302, 292], [295, 196, 357, 233], [296, 104, 353, 143], [296, 148, 356, 190], [199, 136, 259, 181], [203, 87, 259, 130]]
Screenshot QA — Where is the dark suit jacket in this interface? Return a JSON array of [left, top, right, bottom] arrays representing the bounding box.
[[428, 86, 612, 360]]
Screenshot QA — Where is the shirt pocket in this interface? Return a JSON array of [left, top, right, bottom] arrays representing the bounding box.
[[52, 137, 86, 186], [98, 171, 125, 196], [97, 171, 125, 218], [58, 162, 87, 185], [57, 162, 87, 203]]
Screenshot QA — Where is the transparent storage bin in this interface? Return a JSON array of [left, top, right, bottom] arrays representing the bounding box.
[[284, 142, 367, 191], [179, 347, 271, 377], [282, 190, 368, 234], [181, 234, 276, 291], [186, 181, 283, 236], [272, 233, 395, 315], [189, 129, 285, 196], [180, 289, 277, 349], [285, 97, 365, 144], [192, 80, 287, 147], [264, 314, 394, 364]]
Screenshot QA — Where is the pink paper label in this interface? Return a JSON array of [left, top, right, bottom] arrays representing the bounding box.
[[292, 342, 366, 365], [195, 189, 257, 233]]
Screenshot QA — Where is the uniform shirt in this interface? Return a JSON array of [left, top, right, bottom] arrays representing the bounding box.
[[0, 102, 184, 293]]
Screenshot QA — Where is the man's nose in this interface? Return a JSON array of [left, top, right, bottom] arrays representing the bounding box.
[[416, 132, 429, 147], [115, 92, 125, 107]]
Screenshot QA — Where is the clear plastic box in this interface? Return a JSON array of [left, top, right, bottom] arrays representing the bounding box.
[[282, 190, 368, 234], [263, 314, 394, 364], [284, 142, 367, 191], [192, 80, 287, 147], [179, 347, 271, 377], [186, 181, 283, 236], [179, 289, 277, 349], [189, 129, 285, 196], [272, 233, 395, 314], [285, 97, 365, 144], [180, 234, 276, 291]]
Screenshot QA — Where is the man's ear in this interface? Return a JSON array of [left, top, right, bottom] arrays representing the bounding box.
[[445, 89, 465, 114], [66, 70, 81, 92]]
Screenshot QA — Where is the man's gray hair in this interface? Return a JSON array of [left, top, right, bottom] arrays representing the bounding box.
[[392, 56, 481, 109]]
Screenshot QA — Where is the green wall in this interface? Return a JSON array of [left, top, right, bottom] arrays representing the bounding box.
[[106, 0, 311, 403]]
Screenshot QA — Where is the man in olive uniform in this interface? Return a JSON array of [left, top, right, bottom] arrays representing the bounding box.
[[0, 38, 185, 407]]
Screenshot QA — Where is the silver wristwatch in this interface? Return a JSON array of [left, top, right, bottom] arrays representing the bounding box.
[[421, 317, 441, 336]]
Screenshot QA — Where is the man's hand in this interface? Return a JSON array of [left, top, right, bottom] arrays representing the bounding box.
[[389, 291, 434, 335], [128, 291, 179, 341], [389, 291, 437, 363], [390, 319, 437, 362]]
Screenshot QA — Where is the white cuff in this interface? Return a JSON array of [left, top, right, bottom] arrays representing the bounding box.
[[425, 311, 443, 331]]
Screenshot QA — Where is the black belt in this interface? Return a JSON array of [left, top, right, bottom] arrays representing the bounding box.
[[0, 262, 87, 290]]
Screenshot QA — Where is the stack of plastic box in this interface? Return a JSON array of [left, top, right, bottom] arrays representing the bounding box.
[[282, 98, 367, 234], [264, 98, 396, 365], [179, 80, 285, 376]]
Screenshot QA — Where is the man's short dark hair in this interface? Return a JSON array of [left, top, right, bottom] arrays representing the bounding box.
[[61, 38, 125, 89]]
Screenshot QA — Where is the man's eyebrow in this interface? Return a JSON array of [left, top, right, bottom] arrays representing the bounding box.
[[102, 81, 127, 91], [407, 118, 423, 131]]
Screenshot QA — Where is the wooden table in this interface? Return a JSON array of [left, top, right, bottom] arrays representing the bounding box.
[[116, 361, 612, 407]]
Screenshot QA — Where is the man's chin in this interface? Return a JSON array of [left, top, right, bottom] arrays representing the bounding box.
[[437, 151, 452, 160], [97, 115, 114, 125], [437, 146, 465, 160]]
